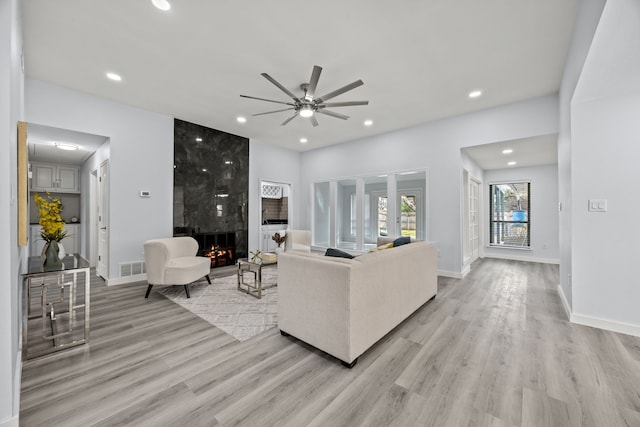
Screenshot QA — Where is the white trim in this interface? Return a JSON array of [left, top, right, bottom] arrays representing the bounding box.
[[556, 285, 640, 337], [0, 417, 19, 427], [570, 313, 640, 338], [438, 269, 467, 279], [556, 284, 571, 320], [484, 254, 559, 264], [460, 264, 471, 278], [106, 273, 146, 286]]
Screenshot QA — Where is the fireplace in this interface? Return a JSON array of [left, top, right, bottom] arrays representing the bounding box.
[[193, 232, 236, 268]]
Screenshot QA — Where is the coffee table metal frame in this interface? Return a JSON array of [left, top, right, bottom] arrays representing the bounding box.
[[237, 258, 277, 299]]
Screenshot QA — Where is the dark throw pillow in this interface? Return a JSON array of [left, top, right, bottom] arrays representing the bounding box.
[[325, 248, 355, 259], [392, 236, 411, 247]]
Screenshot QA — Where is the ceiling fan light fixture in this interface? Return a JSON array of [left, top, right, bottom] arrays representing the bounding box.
[[151, 0, 171, 11], [299, 106, 314, 118]]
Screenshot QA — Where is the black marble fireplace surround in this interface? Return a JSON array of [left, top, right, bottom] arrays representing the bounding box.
[[173, 119, 249, 265]]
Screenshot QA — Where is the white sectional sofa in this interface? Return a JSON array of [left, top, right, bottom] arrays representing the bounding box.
[[277, 239, 437, 367]]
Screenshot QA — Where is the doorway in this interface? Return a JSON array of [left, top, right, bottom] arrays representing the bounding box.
[[96, 160, 109, 279], [469, 178, 481, 261]]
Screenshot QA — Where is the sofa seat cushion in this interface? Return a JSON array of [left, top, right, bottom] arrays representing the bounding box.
[[163, 256, 211, 284]]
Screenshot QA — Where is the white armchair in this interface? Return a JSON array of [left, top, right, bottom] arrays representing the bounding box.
[[143, 236, 211, 298], [284, 230, 311, 253]]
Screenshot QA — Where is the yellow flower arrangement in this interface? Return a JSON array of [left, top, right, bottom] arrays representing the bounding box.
[[34, 192, 67, 242]]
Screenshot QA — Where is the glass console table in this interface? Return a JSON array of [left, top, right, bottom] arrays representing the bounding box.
[[22, 254, 90, 360]]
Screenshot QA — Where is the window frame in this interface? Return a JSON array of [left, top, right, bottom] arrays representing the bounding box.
[[489, 181, 531, 249]]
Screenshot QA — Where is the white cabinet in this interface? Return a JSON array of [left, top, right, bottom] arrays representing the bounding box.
[[30, 224, 81, 257], [31, 163, 79, 193], [63, 224, 80, 255], [261, 225, 287, 252], [30, 226, 45, 257]]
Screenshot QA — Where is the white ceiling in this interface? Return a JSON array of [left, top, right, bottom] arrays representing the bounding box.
[[27, 123, 109, 166], [22, 0, 579, 154], [462, 134, 558, 171]]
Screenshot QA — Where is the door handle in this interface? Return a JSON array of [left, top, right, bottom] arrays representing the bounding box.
[[100, 227, 107, 230]]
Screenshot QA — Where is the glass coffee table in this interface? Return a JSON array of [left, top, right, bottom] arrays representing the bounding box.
[[237, 257, 277, 299]]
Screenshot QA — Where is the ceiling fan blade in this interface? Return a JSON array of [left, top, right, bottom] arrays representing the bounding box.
[[281, 112, 299, 126], [310, 115, 319, 127], [253, 108, 294, 116], [316, 109, 349, 120], [261, 73, 298, 101], [315, 80, 364, 103], [240, 94, 294, 106], [320, 101, 369, 107], [306, 65, 322, 99]]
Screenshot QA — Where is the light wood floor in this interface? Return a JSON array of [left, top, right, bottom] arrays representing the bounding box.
[[19, 259, 640, 426]]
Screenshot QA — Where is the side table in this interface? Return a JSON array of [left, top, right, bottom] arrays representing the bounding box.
[[22, 254, 90, 360], [237, 258, 277, 299]]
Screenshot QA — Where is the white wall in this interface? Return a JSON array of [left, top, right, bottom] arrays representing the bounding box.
[[483, 164, 559, 263], [300, 95, 559, 276], [26, 79, 174, 282], [569, 0, 640, 333], [557, 0, 605, 310], [0, 0, 24, 424], [249, 139, 301, 252]]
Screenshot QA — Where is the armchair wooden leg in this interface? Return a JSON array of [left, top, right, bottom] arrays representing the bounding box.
[[184, 284, 191, 298], [145, 284, 153, 298], [205, 275, 211, 284]]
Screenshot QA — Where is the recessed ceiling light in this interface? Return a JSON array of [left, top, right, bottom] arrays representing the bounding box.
[[195, 137, 203, 142], [468, 90, 482, 98], [54, 142, 79, 151], [106, 72, 122, 82], [300, 138, 308, 144], [202, 168, 207, 172], [508, 161, 517, 166], [237, 116, 247, 123], [151, 0, 171, 11], [364, 119, 373, 126], [502, 149, 513, 154]]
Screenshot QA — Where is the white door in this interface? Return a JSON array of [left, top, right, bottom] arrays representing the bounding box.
[[469, 180, 480, 261], [97, 161, 109, 279]]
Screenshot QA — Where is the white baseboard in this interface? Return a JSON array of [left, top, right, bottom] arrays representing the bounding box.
[[106, 273, 146, 286], [556, 285, 640, 337], [485, 254, 559, 264], [438, 269, 465, 279], [570, 313, 640, 338], [0, 416, 19, 427], [556, 284, 571, 321]]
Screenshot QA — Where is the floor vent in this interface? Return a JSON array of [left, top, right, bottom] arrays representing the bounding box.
[[120, 261, 146, 277]]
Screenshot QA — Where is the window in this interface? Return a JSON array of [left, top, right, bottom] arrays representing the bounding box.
[[489, 182, 530, 248], [311, 171, 427, 251]]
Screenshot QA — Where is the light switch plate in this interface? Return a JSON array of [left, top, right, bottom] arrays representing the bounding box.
[[588, 199, 607, 212]]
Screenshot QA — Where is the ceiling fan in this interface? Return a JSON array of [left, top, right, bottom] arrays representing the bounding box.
[[240, 65, 369, 126]]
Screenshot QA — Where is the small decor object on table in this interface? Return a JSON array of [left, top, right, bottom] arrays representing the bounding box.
[[250, 249, 263, 263], [34, 192, 67, 270], [272, 231, 287, 253]]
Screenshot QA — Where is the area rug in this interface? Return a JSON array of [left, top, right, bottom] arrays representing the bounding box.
[[158, 269, 278, 342]]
